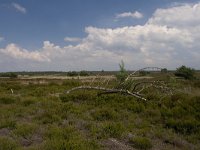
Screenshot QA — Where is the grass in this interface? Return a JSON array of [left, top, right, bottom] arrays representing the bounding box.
[[0, 75, 199, 149]]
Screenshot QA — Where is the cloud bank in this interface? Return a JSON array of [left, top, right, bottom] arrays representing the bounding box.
[[0, 2, 200, 71]]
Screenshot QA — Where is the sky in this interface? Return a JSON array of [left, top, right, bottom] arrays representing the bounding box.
[[0, 0, 200, 72]]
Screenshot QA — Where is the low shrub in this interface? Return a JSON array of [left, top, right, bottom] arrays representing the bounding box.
[[0, 96, 17, 104], [165, 119, 200, 135], [60, 92, 95, 102], [13, 123, 37, 138], [127, 102, 145, 113], [37, 112, 61, 124], [144, 109, 161, 123], [193, 80, 200, 88], [130, 137, 152, 150], [21, 98, 36, 106], [0, 137, 19, 150], [62, 79, 80, 87], [43, 125, 100, 150], [92, 108, 118, 121], [0, 119, 16, 129], [171, 106, 187, 118], [101, 122, 125, 138], [31, 87, 47, 97]]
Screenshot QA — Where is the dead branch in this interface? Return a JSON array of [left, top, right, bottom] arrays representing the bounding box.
[[64, 86, 147, 101], [63, 67, 175, 101], [125, 67, 163, 81]]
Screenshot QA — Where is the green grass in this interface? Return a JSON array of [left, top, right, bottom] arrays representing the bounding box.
[[0, 76, 199, 149]]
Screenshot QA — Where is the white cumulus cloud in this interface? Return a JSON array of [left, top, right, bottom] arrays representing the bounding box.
[[64, 37, 82, 42], [116, 11, 143, 19], [1, 2, 200, 71], [0, 43, 50, 62], [12, 3, 26, 14]]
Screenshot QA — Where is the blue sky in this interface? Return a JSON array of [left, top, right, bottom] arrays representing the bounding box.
[[0, 0, 200, 71]]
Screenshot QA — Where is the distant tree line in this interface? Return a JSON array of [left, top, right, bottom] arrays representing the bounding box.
[[0, 72, 18, 78], [67, 70, 90, 76]]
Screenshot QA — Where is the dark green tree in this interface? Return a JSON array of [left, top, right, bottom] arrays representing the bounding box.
[[174, 65, 195, 80]]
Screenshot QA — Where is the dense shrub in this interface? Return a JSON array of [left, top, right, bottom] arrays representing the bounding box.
[[174, 65, 195, 80]]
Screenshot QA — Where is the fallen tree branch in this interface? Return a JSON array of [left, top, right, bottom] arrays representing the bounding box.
[[64, 86, 147, 101], [125, 67, 163, 81]]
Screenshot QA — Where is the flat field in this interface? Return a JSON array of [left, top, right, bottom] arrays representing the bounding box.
[[0, 74, 200, 150]]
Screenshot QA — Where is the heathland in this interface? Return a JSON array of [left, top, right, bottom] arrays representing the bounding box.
[[0, 69, 200, 150]]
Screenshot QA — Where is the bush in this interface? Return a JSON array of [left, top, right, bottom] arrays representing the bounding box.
[[174, 65, 195, 80], [130, 137, 152, 150]]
